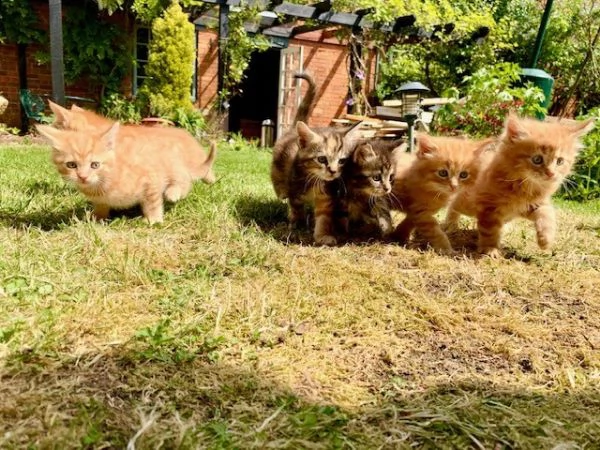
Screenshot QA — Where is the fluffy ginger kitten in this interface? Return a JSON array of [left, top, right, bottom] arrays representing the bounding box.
[[36, 122, 217, 224], [389, 133, 495, 254], [48, 100, 217, 185], [445, 113, 595, 257]]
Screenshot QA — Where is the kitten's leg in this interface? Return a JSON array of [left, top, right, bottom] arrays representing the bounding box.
[[202, 168, 216, 185], [141, 188, 165, 224], [378, 210, 393, 236], [477, 209, 504, 257], [413, 214, 454, 254], [443, 205, 462, 233], [527, 203, 556, 250], [164, 178, 193, 203], [288, 197, 306, 229], [390, 216, 415, 245], [313, 207, 337, 246], [92, 203, 110, 221]]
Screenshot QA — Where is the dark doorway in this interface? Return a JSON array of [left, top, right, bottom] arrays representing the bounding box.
[[229, 48, 280, 140]]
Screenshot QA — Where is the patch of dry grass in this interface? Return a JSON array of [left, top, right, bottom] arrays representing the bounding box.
[[0, 142, 599, 449]]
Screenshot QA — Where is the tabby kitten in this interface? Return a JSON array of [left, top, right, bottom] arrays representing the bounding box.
[[48, 100, 217, 185], [271, 73, 362, 245], [389, 133, 495, 253], [36, 122, 218, 224], [337, 141, 399, 238], [444, 113, 595, 257]]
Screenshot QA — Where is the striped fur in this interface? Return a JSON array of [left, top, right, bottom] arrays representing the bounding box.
[[390, 133, 496, 254], [337, 141, 398, 238]]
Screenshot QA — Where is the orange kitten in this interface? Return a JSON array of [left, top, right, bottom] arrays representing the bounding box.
[[390, 133, 495, 253], [445, 113, 595, 257], [48, 101, 216, 184], [36, 123, 218, 224]]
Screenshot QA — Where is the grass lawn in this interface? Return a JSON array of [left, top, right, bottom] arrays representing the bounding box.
[[1, 140, 599, 449]]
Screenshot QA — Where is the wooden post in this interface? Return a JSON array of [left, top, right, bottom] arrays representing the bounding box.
[[217, 2, 229, 130], [49, 0, 65, 105]]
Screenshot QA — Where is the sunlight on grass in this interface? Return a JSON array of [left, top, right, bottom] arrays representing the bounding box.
[[0, 141, 599, 448]]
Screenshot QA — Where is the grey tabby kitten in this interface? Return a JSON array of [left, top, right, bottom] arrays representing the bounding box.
[[271, 72, 362, 245], [336, 141, 399, 239]]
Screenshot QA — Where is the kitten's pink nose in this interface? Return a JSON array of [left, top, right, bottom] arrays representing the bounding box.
[[78, 175, 88, 183], [545, 170, 555, 178]]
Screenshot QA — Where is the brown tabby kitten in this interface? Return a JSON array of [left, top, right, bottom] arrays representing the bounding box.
[[36, 122, 218, 224], [48, 100, 217, 185], [445, 113, 595, 257], [337, 141, 399, 238], [271, 73, 362, 245], [389, 133, 495, 253]]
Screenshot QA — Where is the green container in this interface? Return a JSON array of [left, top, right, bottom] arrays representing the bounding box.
[[520, 68, 554, 118]]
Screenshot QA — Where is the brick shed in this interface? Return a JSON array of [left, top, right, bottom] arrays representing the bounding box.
[[196, 27, 378, 140], [0, 1, 382, 136]]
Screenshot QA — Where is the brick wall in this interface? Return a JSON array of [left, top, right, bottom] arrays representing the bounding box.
[[0, 44, 20, 128], [0, 1, 129, 130], [194, 28, 377, 130]]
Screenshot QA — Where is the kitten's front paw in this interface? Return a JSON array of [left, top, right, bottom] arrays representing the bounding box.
[[537, 235, 554, 251], [479, 247, 503, 259], [436, 246, 458, 256], [315, 234, 337, 246]]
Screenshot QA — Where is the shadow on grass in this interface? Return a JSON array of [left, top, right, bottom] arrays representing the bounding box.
[[0, 203, 177, 231], [0, 207, 88, 231], [1, 342, 599, 448], [232, 195, 399, 246]]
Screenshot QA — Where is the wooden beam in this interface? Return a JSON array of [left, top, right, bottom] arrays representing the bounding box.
[[273, 1, 331, 19], [262, 25, 296, 38]]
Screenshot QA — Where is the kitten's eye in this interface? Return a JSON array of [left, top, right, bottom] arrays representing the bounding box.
[[438, 169, 449, 178], [90, 161, 100, 169], [339, 157, 348, 165], [459, 171, 469, 179], [532, 155, 544, 165], [317, 156, 327, 164], [557, 157, 564, 166], [372, 175, 382, 182], [389, 174, 395, 183], [66, 161, 77, 169]]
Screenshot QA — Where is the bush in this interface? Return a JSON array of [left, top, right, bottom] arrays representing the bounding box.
[[169, 107, 207, 138], [100, 93, 142, 124], [433, 62, 545, 137], [137, 1, 195, 117], [560, 108, 600, 201]]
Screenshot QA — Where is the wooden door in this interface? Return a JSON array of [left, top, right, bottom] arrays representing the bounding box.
[[277, 45, 304, 139]]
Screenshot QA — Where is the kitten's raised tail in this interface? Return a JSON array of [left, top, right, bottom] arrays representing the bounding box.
[[199, 141, 218, 184], [293, 72, 317, 125]]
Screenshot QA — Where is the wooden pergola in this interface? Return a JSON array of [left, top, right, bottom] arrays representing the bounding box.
[[188, 0, 490, 112]]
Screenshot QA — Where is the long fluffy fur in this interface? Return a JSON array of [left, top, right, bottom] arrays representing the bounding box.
[[445, 113, 595, 257]]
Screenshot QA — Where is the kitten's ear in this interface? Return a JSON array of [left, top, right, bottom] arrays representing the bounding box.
[[48, 100, 72, 128], [99, 122, 120, 151], [415, 133, 437, 159], [353, 143, 376, 163], [36, 124, 67, 151], [71, 104, 85, 112], [296, 121, 319, 147], [503, 113, 529, 142], [342, 121, 363, 147], [569, 118, 595, 138]]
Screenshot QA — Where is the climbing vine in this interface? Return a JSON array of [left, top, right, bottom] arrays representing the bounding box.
[[0, 0, 43, 44]]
